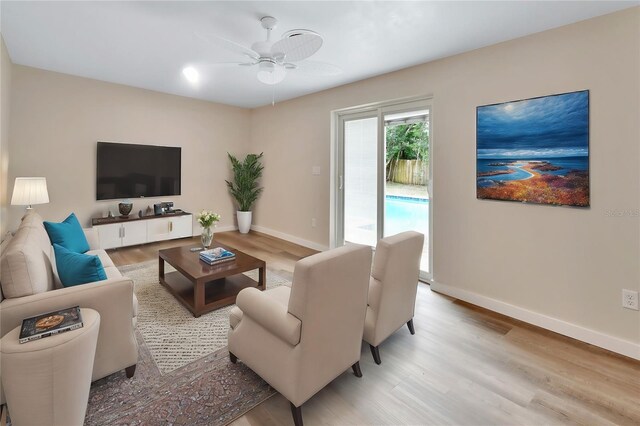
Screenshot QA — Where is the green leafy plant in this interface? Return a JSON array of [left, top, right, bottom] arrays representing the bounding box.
[[386, 122, 429, 181], [225, 152, 264, 212]]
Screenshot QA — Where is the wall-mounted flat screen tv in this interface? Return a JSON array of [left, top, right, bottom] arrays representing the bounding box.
[[96, 142, 181, 200]]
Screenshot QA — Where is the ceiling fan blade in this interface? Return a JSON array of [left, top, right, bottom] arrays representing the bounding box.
[[197, 33, 260, 61], [289, 60, 342, 76], [271, 32, 323, 62], [199, 62, 258, 68]]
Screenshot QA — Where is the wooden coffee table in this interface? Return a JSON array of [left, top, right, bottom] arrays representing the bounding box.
[[158, 242, 266, 317]]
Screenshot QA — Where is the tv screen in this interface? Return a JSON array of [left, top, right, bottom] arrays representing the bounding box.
[[96, 142, 181, 200]]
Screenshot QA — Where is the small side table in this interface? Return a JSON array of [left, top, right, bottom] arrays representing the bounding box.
[[1, 308, 100, 426]]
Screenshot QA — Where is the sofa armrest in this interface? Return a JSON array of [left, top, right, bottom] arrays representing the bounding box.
[[0, 278, 135, 335], [0, 278, 138, 381], [83, 227, 101, 250], [236, 287, 301, 346]]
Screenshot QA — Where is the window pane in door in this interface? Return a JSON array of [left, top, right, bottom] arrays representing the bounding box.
[[384, 110, 430, 273], [344, 117, 378, 247]]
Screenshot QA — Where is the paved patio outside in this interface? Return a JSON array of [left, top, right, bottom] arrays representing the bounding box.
[[386, 182, 429, 199]]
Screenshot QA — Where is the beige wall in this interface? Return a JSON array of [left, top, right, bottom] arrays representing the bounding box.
[[8, 66, 251, 232], [0, 36, 12, 238], [250, 9, 640, 344], [5, 8, 639, 348]]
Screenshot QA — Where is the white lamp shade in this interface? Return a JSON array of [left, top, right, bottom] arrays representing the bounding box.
[[11, 177, 50, 206]]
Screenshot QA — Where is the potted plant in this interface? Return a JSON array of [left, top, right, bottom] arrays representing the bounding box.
[[225, 152, 264, 234]]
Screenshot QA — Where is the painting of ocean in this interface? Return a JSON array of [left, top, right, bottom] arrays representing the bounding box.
[[476, 90, 589, 207]]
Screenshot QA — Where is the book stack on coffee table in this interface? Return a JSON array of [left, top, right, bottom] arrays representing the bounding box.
[[200, 247, 236, 265]]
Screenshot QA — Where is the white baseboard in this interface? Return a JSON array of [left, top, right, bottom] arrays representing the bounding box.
[[214, 224, 238, 233], [251, 225, 329, 252], [191, 224, 237, 237], [191, 224, 328, 252], [430, 280, 640, 361]]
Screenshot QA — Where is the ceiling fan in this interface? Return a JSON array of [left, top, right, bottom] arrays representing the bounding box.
[[199, 16, 341, 85]]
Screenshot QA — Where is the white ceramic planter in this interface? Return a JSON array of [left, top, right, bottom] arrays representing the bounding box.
[[237, 211, 252, 234]]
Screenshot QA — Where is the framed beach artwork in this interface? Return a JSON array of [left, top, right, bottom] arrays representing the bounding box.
[[476, 90, 590, 207]]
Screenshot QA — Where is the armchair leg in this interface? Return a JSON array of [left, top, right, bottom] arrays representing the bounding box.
[[125, 364, 137, 378], [290, 402, 303, 426], [407, 318, 415, 335], [351, 361, 363, 377], [229, 352, 238, 364], [369, 344, 382, 365]]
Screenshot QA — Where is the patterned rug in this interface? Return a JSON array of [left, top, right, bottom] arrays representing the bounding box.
[[120, 260, 290, 374], [83, 261, 291, 425]]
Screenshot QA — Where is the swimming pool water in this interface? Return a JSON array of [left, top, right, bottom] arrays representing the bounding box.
[[385, 195, 429, 237]]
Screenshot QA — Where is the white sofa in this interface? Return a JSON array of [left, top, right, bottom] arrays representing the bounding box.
[[0, 212, 139, 405]]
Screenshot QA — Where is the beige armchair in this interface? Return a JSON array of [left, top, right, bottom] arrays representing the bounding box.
[[228, 244, 373, 426], [364, 231, 424, 364]]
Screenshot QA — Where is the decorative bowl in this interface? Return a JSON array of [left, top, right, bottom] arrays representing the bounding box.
[[118, 202, 133, 217]]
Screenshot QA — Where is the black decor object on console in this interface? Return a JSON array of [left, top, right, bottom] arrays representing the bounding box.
[[96, 142, 181, 201]]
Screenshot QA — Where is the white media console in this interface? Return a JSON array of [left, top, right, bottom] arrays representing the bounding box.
[[91, 212, 193, 249]]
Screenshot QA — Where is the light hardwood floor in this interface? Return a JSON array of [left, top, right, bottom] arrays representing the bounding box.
[[110, 231, 640, 426]]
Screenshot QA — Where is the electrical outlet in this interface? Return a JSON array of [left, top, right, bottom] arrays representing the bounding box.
[[311, 218, 317, 228], [622, 289, 639, 310]]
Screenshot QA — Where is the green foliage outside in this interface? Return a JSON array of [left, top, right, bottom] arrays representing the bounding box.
[[386, 122, 429, 162], [225, 152, 264, 212], [385, 122, 429, 181]]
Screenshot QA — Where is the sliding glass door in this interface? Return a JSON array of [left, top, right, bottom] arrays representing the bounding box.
[[343, 114, 379, 247], [335, 99, 432, 280], [383, 109, 430, 275]]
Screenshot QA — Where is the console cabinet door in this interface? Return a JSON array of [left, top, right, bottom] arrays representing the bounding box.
[[96, 223, 122, 249], [168, 215, 193, 239], [147, 218, 171, 242], [95, 214, 193, 249], [122, 222, 147, 247]]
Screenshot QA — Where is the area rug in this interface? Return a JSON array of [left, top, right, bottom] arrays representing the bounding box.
[[83, 261, 291, 425], [120, 260, 290, 374], [85, 332, 275, 425]]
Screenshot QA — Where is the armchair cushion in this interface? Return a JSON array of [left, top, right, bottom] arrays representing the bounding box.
[[235, 287, 301, 346]]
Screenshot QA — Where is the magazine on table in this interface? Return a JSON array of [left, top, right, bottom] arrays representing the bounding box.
[[199, 247, 236, 265], [19, 306, 83, 344]]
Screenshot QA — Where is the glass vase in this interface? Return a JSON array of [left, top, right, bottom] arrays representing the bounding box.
[[201, 226, 213, 248]]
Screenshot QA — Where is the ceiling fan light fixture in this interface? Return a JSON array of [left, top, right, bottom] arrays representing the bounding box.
[[257, 61, 286, 85], [199, 16, 340, 89]]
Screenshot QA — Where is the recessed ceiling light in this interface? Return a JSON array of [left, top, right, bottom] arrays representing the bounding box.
[[182, 66, 199, 84]]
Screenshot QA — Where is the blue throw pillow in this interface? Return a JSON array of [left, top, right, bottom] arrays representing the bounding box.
[[53, 244, 107, 287], [44, 213, 90, 253]]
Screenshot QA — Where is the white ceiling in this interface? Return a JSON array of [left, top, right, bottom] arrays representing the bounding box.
[[1, 1, 637, 108]]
